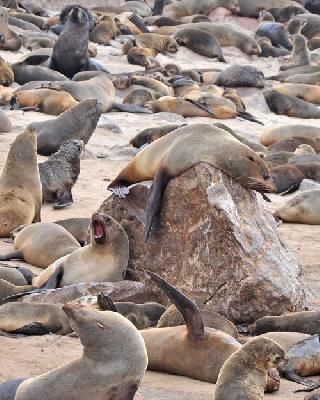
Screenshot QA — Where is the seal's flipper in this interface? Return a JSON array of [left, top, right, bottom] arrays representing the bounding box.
[[128, 13, 149, 33], [295, 383, 320, 393], [145, 270, 205, 338], [279, 183, 300, 195], [112, 103, 153, 114], [0, 329, 26, 338], [87, 58, 109, 73], [237, 111, 264, 125], [0, 378, 26, 400], [281, 369, 320, 388], [0, 250, 23, 262], [97, 293, 118, 312], [11, 322, 52, 336], [144, 167, 171, 242], [53, 190, 73, 209], [0, 288, 43, 305], [20, 106, 39, 112], [21, 54, 50, 65], [153, 0, 166, 15], [17, 267, 35, 284], [185, 98, 215, 116], [43, 265, 64, 289]]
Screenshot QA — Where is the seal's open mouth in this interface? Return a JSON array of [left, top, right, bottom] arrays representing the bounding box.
[[92, 218, 106, 245]]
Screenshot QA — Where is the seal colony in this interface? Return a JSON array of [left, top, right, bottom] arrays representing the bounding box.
[[0, 0, 320, 398]]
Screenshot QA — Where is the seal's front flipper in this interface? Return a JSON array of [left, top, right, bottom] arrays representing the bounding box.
[[185, 98, 215, 116], [282, 369, 320, 387], [0, 250, 23, 261], [144, 167, 171, 242], [97, 293, 118, 312], [11, 322, 52, 336], [53, 190, 73, 209]]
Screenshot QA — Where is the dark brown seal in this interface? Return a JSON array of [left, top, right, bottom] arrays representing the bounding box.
[[215, 64, 264, 88], [39, 139, 83, 208]]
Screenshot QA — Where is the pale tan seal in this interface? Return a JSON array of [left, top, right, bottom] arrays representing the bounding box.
[[136, 33, 178, 53], [214, 337, 287, 400], [280, 34, 310, 71], [272, 83, 320, 104], [274, 190, 320, 224], [261, 125, 320, 146], [0, 128, 42, 237], [163, 0, 240, 18], [0, 7, 21, 51], [286, 71, 320, 85], [0, 304, 148, 400], [0, 222, 80, 268], [108, 123, 275, 240], [139, 271, 241, 382]]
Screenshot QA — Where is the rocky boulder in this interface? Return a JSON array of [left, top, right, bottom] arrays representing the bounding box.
[[99, 163, 308, 324]]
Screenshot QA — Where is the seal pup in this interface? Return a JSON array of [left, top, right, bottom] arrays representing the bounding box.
[[157, 303, 239, 338], [256, 19, 292, 50], [0, 222, 80, 268], [174, 28, 225, 61], [139, 271, 241, 382], [215, 65, 265, 88], [31, 213, 129, 289], [130, 124, 183, 148], [89, 15, 117, 45], [30, 99, 102, 156], [257, 37, 290, 58], [39, 139, 83, 208], [135, 32, 178, 53], [271, 163, 320, 194], [54, 218, 90, 245], [108, 123, 275, 240], [0, 302, 72, 335], [0, 7, 21, 51], [274, 190, 320, 224], [214, 337, 287, 400], [280, 34, 311, 71], [0, 304, 148, 400], [0, 128, 42, 237]]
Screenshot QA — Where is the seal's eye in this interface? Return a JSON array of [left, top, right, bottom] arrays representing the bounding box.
[[263, 172, 270, 180], [247, 155, 255, 162]]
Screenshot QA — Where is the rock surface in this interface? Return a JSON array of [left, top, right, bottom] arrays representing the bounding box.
[[23, 281, 154, 304], [99, 163, 308, 323]]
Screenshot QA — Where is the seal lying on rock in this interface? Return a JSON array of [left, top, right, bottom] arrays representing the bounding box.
[[108, 123, 275, 240], [0, 304, 148, 400]]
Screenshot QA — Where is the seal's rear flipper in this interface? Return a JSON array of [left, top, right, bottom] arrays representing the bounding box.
[[144, 167, 171, 242], [281, 369, 320, 388], [97, 293, 118, 312], [112, 103, 153, 114], [185, 98, 215, 116], [237, 111, 264, 125], [108, 185, 130, 199], [0, 250, 23, 262], [128, 13, 149, 33], [11, 322, 52, 336], [53, 190, 73, 209], [145, 270, 205, 338], [43, 265, 64, 289]]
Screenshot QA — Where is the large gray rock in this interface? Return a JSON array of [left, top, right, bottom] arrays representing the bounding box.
[[23, 281, 154, 304], [99, 163, 308, 324]]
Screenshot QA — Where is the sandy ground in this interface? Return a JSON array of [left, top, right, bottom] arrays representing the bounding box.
[[0, 10, 319, 400]]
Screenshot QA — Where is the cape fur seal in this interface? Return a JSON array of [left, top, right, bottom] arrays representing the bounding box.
[[31, 213, 129, 289], [0, 7, 21, 51], [0, 304, 148, 400], [274, 190, 320, 224], [138, 271, 242, 382], [286, 72, 320, 85], [30, 99, 102, 156], [135, 33, 178, 53], [39, 139, 83, 208], [280, 34, 310, 71], [108, 123, 275, 240], [0, 56, 13, 86], [0, 222, 80, 268], [0, 128, 42, 237], [261, 125, 320, 146], [237, 0, 292, 17], [130, 124, 183, 148], [215, 65, 264, 88], [214, 337, 287, 400], [12, 64, 67, 85], [54, 217, 90, 245], [157, 303, 239, 337], [272, 84, 320, 104], [163, 0, 240, 18], [256, 21, 292, 50]]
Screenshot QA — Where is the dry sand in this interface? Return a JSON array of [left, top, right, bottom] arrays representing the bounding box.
[[0, 7, 319, 400]]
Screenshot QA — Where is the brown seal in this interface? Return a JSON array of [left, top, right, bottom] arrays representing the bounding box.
[[89, 15, 117, 45], [0, 128, 42, 237], [127, 46, 159, 69], [157, 303, 239, 337], [0, 279, 32, 301], [31, 213, 129, 289], [123, 89, 160, 107], [271, 163, 320, 194], [261, 125, 320, 146], [39, 139, 83, 208], [274, 190, 320, 224], [272, 83, 320, 104], [174, 28, 226, 61], [286, 71, 320, 85], [53, 217, 90, 245], [0, 302, 72, 335], [0, 264, 34, 286], [0, 304, 147, 400], [30, 99, 102, 156], [136, 33, 178, 53], [214, 337, 287, 400], [131, 75, 173, 96], [237, 0, 292, 17], [0, 7, 21, 51], [264, 89, 320, 119], [139, 271, 241, 382], [163, 0, 240, 18], [10, 12, 47, 29], [288, 14, 320, 40], [268, 65, 320, 82], [257, 37, 290, 58], [39, 73, 115, 112], [280, 34, 310, 71], [108, 123, 275, 240], [0, 56, 13, 86], [14, 89, 79, 116], [130, 124, 183, 148], [0, 222, 80, 268], [251, 311, 320, 335]]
